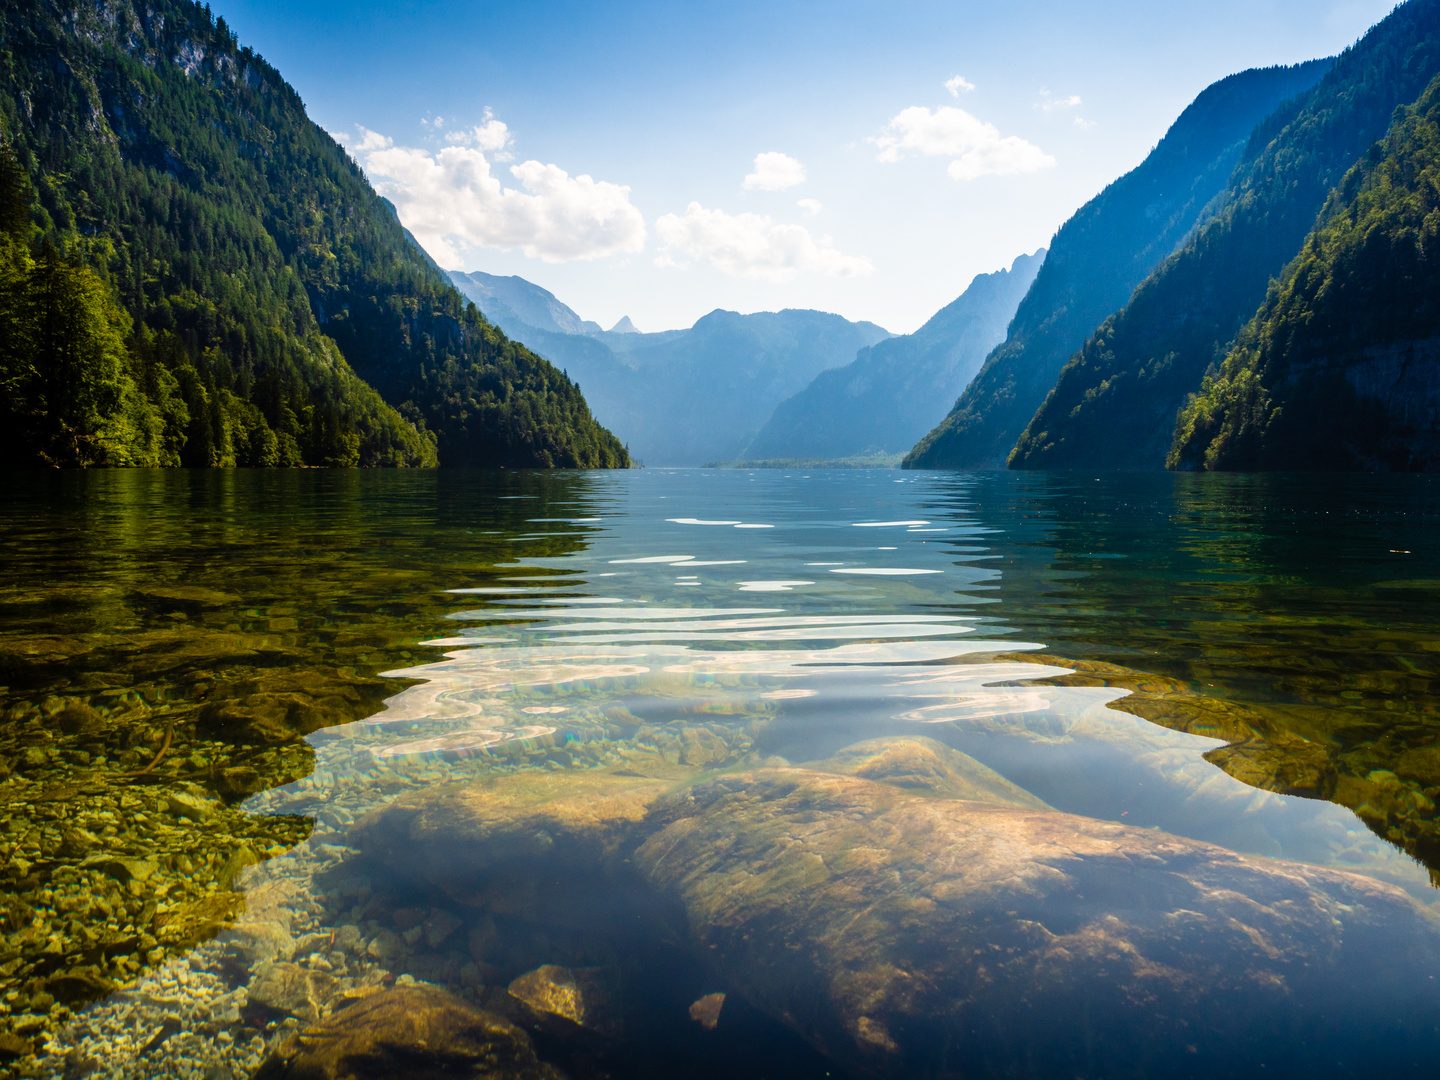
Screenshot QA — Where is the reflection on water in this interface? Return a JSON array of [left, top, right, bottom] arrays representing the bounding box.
[[2, 469, 1440, 1077]]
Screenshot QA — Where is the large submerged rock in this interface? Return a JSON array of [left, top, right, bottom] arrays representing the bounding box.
[[253, 985, 566, 1080], [636, 767, 1440, 1078], [349, 737, 1440, 1078]]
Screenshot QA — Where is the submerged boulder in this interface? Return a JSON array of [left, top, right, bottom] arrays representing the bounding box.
[[351, 764, 692, 889], [635, 768, 1440, 1079], [253, 985, 566, 1080], [807, 735, 1048, 807], [347, 738, 1440, 1077]]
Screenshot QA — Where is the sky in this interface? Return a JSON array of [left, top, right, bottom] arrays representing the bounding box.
[[219, 0, 1399, 334]]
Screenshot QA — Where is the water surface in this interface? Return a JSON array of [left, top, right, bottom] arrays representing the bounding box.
[[3, 469, 1438, 1077]]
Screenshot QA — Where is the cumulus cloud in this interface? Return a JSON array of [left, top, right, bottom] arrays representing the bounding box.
[[945, 75, 975, 97], [445, 110, 512, 153], [797, 197, 823, 216], [655, 202, 871, 282], [871, 105, 1054, 180], [350, 124, 646, 265], [743, 151, 806, 191]]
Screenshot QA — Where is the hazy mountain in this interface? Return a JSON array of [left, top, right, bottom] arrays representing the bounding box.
[[447, 273, 892, 465], [0, 0, 628, 468], [745, 250, 1043, 461], [1008, 0, 1440, 471], [903, 58, 1333, 470], [450, 270, 602, 337], [1170, 70, 1440, 471]]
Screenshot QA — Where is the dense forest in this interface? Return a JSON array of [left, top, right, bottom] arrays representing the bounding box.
[[0, 0, 629, 468], [1170, 71, 1440, 471], [1008, 0, 1440, 471], [903, 60, 1333, 471]]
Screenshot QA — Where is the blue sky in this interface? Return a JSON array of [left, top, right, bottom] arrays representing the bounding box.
[[221, 0, 1397, 333]]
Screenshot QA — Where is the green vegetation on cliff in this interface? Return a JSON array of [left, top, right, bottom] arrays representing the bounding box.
[[1009, 0, 1440, 471], [1170, 72, 1440, 471], [903, 60, 1332, 470], [0, 0, 628, 468]]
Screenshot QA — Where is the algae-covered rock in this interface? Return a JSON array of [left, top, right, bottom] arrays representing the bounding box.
[[635, 767, 1440, 1079], [254, 984, 567, 1080], [808, 735, 1047, 808]]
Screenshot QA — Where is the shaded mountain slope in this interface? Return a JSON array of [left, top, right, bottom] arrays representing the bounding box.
[[0, 0, 627, 468], [1010, 0, 1440, 471], [1170, 70, 1440, 471], [746, 250, 1043, 461], [904, 58, 1333, 470]]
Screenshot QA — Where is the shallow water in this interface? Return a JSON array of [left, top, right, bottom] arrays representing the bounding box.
[[2, 469, 1439, 1077]]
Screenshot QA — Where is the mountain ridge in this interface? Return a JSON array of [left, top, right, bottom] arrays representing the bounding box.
[[745, 250, 1043, 461]]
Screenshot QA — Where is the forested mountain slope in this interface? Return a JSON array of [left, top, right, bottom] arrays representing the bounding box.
[[1009, 0, 1440, 471], [745, 250, 1042, 461], [0, 0, 628, 468], [1170, 71, 1440, 471], [903, 59, 1332, 470]]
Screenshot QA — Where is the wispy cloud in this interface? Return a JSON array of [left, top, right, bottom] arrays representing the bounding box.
[[944, 75, 975, 97], [871, 106, 1055, 180], [797, 197, 823, 216], [743, 151, 807, 191], [344, 120, 646, 265], [1037, 89, 1083, 112], [655, 202, 871, 282]]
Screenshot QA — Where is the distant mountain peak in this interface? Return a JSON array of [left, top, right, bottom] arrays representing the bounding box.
[[610, 315, 641, 334]]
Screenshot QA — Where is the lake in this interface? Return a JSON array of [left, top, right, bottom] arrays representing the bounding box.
[[3, 468, 1440, 1078]]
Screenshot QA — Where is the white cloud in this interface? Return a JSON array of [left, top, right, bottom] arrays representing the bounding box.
[[655, 202, 871, 282], [1038, 91, 1083, 112], [444, 109, 512, 153], [945, 75, 975, 97], [1074, 116, 1096, 130], [871, 105, 1055, 180], [352, 125, 646, 265], [354, 126, 392, 152], [797, 197, 823, 216], [743, 151, 806, 191]]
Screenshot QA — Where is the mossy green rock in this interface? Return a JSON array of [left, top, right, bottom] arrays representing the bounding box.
[[635, 767, 1440, 1078], [254, 985, 566, 1080]]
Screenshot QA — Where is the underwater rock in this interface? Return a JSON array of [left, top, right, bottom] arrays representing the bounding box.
[[508, 965, 620, 1036], [635, 767, 1440, 1079], [808, 735, 1048, 807], [351, 765, 693, 889], [247, 961, 339, 1021], [688, 992, 725, 1030], [253, 984, 567, 1080], [198, 669, 379, 743]]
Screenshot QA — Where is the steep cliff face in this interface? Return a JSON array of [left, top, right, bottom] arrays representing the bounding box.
[[903, 59, 1333, 470], [1170, 72, 1440, 472], [1009, 0, 1440, 472], [744, 251, 1042, 462]]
